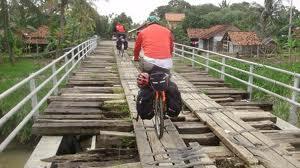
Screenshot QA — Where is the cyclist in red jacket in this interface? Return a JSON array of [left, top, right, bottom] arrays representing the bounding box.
[[134, 16, 174, 74], [113, 22, 128, 50]]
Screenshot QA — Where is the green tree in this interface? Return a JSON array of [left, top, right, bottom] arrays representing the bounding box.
[[1, 0, 14, 64], [110, 12, 133, 35], [172, 24, 189, 44]]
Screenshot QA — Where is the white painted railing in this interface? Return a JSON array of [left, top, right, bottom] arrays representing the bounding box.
[[174, 43, 300, 125], [0, 36, 98, 152]]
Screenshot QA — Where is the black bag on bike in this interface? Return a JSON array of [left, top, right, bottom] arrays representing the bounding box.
[[166, 81, 182, 117], [116, 39, 123, 50], [136, 87, 155, 120], [149, 72, 170, 91]]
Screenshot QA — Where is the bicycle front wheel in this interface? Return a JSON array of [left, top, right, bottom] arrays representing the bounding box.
[[154, 96, 164, 139]]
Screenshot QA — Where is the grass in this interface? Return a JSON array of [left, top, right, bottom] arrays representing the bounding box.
[[176, 51, 300, 123], [0, 57, 69, 143]]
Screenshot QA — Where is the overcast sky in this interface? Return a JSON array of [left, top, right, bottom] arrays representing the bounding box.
[[95, 0, 300, 23]]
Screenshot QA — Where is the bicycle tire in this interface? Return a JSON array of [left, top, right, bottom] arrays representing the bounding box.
[[154, 94, 164, 139]]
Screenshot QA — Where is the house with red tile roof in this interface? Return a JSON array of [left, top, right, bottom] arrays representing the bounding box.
[[21, 25, 49, 52], [23, 25, 49, 45], [293, 27, 300, 39], [187, 25, 240, 51], [165, 13, 185, 29], [222, 31, 262, 56]]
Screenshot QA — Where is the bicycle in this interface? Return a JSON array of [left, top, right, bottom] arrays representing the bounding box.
[[116, 36, 126, 57], [136, 71, 170, 139], [151, 72, 170, 138]]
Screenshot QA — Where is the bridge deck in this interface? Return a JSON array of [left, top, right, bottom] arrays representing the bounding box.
[[28, 41, 300, 168]]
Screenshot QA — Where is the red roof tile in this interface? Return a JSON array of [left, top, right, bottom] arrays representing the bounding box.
[[165, 13, 185, 22], [199, 25, 240, 39], [227, 31, 261, 45], [187, 28, 206, 38], [24, 25, 49, 44], [187, 25, 240, 39], [293, 27, 300, 39], [28, 25, 49, 38]]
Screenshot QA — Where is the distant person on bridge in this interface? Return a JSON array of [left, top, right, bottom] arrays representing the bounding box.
[[113, 22, 128, 51]]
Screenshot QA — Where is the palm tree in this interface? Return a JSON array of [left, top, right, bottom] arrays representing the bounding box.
[[259, 0, 282, 37], [56, 0, 68, 57]]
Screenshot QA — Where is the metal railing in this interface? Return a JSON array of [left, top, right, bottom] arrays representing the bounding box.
[[0, 36, 98, 152], [174, 43, 300, 125]]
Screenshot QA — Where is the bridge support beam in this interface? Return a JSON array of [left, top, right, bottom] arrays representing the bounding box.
[[24, 136, 63, 168]]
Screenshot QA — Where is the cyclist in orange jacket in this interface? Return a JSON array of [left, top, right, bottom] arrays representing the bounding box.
[[134, 16, 174, 74]]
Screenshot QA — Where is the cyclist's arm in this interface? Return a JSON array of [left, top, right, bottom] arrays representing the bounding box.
[[134, 33, 142, 61]]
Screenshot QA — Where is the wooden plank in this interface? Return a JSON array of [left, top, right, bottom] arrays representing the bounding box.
[[38, 114, 105, 120], [173, 122, 210, 134], [174, 73, 260, 166], [222, 109, 300, 168], [48, 101, 102, 108], [97, 131, 135, 148], [189, 142, 217, 168], [220, 101, 273, 111], [201, 146, 233, 158], [48, 94, 124, 102], [32, 120, 133, 135], [24, 136, 62, 168], [68, 80, 117, 86], [180, 133, 218, 146], [60, 87, 117, 94], [247, 120, 277, 130], [232, 111, 277, 122], [115, 52, 155, 167]]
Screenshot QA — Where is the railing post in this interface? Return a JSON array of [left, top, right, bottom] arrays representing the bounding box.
[[181, 45, 184, 57], [192, 48, 195, 67], [205, 53, 209, 72], [221, 57, 226, 80], [71, 50, 75, 66], [64, 55, 70, 79], [247, 65, 254, 100], [29, 78, 39, 119], [84, 42, 87, 57], [51, 64, 58, 95], [288, 76, 300, 125]]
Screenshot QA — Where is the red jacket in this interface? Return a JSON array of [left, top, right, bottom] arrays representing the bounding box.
[[116, 24, 125, 33], [134, 24, 174, 60]]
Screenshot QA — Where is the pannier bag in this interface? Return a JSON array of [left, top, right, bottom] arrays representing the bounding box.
[[149, 72, 170, 91], [136, 87, 155, 119], [166, 81, 182, 117]]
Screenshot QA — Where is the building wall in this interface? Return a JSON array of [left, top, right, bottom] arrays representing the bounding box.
[[198, 39, 204, 49], [229, 44, 259, 56]]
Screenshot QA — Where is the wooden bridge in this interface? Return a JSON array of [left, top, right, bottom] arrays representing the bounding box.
[[1, 39, 300, 168]]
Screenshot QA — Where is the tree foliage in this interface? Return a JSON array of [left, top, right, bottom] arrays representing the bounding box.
[[150, 0, 300, 44], [0, 0, 110, 60]]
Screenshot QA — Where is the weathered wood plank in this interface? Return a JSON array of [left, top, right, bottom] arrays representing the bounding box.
[[32, 120, 133, 135], [173, 122, 210, 134], [115, 50, 155, 167], [181, 133, 219, 146], [48, 94, 124, 102]]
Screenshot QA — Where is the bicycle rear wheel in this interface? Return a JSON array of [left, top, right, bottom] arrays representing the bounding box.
[[154, 95, 164, 139]]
